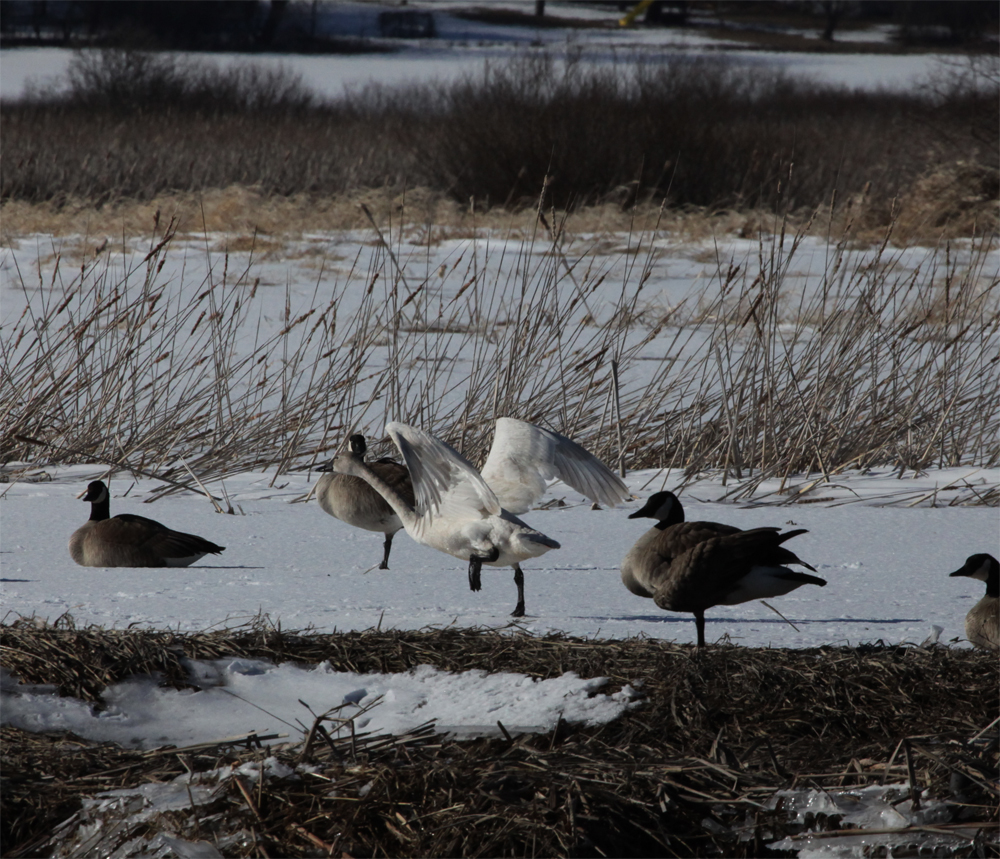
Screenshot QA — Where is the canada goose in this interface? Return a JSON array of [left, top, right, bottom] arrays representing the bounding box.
[[316, 434, 414, 570], [949, 553, 999, 651], [333, 418, 630, 616], [621, 491, 825, 647], [69, 480, 225, 567]]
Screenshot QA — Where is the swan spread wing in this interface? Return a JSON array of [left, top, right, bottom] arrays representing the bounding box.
[[386, 422, 500, 523], [480, 418, 630, 514]]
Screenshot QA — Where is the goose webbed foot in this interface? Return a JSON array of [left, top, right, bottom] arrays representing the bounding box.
[[511, 601, 525, 618]]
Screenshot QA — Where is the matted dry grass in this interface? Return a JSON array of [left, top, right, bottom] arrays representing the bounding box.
[[0, 188, 778, 246], [1, 171, 996, 246], [2, 620, 997, 857]]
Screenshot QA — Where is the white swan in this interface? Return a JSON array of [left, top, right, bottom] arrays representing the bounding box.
[[333, 418, 629, 616]]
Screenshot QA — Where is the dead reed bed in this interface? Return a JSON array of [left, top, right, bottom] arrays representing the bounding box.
[[1, 198, 997, 498], [2, 619, 997, 857]]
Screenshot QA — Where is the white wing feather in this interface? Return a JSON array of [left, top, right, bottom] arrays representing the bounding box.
[[386, 422, 500, 523], [480, 417, 630, 514]]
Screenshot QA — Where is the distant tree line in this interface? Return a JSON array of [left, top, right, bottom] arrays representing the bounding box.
[[0, 0, 996, 50], [0, 0, 287, 50]]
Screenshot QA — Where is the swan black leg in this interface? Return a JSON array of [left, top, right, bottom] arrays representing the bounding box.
[[468, 546, 499, 592], [468, 556, 482, 592], [379, 532, 394, 570], [511, 564, 525, 617]]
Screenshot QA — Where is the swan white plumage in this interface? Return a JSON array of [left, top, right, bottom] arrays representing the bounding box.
[[333, 418, 629, 616], [480, 418, 631, 514]]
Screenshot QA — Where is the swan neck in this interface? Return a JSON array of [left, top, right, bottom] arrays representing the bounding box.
[[348, 459, 417, 529]]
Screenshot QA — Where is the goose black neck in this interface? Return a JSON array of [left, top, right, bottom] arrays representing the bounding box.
[[987, 559, 1000, 598], [89, 496, 111, 521], [654, 505, 684, 530]]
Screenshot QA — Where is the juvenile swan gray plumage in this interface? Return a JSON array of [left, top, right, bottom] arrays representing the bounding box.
[[69, 480, 224, 567], [621, 491, 824, 647], [949, 553, 999, 651], [316, 434, 414, 569], [333, 419, 629, 616]]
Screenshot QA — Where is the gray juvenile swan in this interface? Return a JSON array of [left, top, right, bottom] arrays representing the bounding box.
[[316, 434, 414, 569], [949, 553, 999, 651], [69, 480, 225, 567], [334, 418, 630, 616], [621, 491, 824, 647]]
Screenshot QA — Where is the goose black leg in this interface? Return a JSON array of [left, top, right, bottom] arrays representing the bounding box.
[[379, 533, 394, 570], [468, 546, 500, 592], [694, 610, 706, 648], [511, 564, 526, 617]]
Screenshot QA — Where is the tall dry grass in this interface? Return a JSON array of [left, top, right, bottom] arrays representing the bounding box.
[[2, 201, 997, 498], [621, 220, 1000, 495]]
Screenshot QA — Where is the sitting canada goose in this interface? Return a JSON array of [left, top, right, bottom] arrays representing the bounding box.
[[621, 491, 825, 647], [334, 418, 630, 616], [949, 553, 999, 651], [69, 480, 225, 567], [316, 434, 414, 570]]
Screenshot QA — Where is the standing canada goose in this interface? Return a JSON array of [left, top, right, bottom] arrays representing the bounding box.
[[621, 491, 825, 647], [316, 434, 414, 570], [333, 418, 630, 616], [949, 553, 999, 651], [69, 480, 225, 567]]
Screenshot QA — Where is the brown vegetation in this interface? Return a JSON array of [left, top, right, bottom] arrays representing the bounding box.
[[1, 620, 997, 857], [1, 50, 997, 241]]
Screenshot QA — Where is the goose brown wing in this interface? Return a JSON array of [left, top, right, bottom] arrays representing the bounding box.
[[653, 521, 747, 565], [110, 514, 224, 557], [97, 514, 169, 543], [652, 528, 805, 613], [370, 459, 415, 507]]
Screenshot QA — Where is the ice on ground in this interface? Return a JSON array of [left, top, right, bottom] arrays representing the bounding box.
[[769, 783, 977, 858], [1, 661, 641, 750]]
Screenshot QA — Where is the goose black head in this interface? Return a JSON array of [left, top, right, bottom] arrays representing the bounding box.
[[950, 553, 1000, 597], [349, 434, 368, 456], [628, 491, 684, 527], [82, 481, 109, 504]]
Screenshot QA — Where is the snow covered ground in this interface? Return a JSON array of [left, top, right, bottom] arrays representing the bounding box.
[[1, 461, 997, 750], [3, 463, 995, 646]]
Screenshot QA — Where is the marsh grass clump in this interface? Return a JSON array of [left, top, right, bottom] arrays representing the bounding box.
[[1, 619, 997, 857]]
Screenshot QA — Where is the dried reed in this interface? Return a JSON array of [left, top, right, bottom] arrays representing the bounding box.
[[2, 203, 996, 499]]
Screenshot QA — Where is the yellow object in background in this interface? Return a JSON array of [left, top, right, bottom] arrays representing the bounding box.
[[619, 0, 654, 27]]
